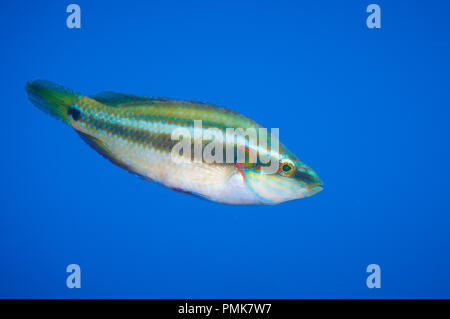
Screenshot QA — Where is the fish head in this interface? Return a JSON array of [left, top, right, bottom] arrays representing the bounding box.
[[239, 153, 323, 204]]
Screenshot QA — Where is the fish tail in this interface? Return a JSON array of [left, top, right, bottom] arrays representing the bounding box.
[[25, 80, 78, 125]]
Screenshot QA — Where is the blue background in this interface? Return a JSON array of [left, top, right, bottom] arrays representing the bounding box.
[[1, 0, 449, 298]]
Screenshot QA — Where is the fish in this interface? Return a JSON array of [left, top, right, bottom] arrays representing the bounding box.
[[25, 80, 322, 205]]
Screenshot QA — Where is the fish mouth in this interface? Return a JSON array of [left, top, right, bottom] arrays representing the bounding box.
[[307, 185, 323, 197]]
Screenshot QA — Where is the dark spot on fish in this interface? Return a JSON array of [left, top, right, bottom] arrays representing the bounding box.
[[68, 107, 81, 121], [283, 164, 291, 172]]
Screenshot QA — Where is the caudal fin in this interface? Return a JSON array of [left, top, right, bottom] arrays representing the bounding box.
[[25, 80, 78, 125]]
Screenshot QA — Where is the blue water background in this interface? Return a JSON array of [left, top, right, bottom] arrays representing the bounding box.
[[1, 0, 449, 298]]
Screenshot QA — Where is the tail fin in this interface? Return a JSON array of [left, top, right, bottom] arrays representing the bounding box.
[[25, 80, 78, 125]]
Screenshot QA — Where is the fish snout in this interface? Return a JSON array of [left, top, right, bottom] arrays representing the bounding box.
[[294, 167, 323, 197]]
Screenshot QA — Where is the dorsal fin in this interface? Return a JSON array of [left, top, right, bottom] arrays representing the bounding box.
[[91, 91, 149, 106], [91, 91, 175, 107]]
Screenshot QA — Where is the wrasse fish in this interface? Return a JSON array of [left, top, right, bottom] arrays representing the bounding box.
[[26, 80, 322, 205]]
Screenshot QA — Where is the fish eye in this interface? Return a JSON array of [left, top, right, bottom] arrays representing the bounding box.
[[278, 160, 294, 176]]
